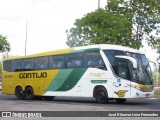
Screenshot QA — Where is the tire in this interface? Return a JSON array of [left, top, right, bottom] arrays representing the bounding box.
[[25, 87, 34, 100], [15, 87, 25, 100], [115, 98, 127, 103], [95, 87, 108, 103]]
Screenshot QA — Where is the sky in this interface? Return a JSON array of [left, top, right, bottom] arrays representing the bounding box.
[[0, 0, 159, 63]]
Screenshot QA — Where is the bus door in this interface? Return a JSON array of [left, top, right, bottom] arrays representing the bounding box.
[[112, 58, 131, 98]]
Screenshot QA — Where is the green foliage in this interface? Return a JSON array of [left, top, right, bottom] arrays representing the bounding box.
[[107, 0, 160, 48], [156, 37, 160, 53], [66, 9, 136, 48], [155, 37, 160, 61], [0, 35, 11, 52], [153, 71, 160, 84], [66, 0, 160, 48]]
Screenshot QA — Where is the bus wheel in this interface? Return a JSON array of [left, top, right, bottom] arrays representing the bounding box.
[[15, 87, 25, 100], [115, 98, 127, 103], [95, 87, 108, 103], [25, 87, 34, 100]]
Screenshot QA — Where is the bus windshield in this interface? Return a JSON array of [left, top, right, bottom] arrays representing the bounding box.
[[126, 52, 152, 84], [103, 50, 152, 84]]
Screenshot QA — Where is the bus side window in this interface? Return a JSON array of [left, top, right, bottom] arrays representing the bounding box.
[[49, 55, 65, 69], [3, 60, 13, 72], [84, 51, 106, 70], [13, 59, 22, 71], [35, 57, 49, 70], [21, 58, 34, 70], [66, 53, 83, 68]]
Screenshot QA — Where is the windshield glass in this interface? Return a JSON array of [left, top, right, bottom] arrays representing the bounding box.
[[126, 52, 152, 84], [103, 50, 152, 84]]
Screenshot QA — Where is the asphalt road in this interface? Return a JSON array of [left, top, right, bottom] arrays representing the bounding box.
[[0, 93, 159, 120]]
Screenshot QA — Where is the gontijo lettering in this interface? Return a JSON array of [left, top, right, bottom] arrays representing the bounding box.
[[19, 72, 47, 79]]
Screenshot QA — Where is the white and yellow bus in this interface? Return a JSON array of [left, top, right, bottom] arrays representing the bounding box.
[[2, 44, 154, 103]]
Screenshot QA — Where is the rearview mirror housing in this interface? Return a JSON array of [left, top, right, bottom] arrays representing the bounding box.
[[115, 55, 138, 69]]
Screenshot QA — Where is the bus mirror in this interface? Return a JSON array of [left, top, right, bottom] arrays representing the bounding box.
[[149, 61, 159, 71], [115, 55, 138, 69]]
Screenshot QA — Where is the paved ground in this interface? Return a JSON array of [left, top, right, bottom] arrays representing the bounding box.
[[0, 93, 160, 120]]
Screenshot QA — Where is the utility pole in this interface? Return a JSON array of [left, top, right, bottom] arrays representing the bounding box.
[[98, 0, 100, 9], [25, 20, 28, 56]]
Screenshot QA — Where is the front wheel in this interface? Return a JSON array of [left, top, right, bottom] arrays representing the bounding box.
[[95, 87, 108, 104], [25, 87, 34, 100]]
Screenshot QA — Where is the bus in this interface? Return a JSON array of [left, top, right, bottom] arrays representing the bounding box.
[[2, 44, 154, 103]]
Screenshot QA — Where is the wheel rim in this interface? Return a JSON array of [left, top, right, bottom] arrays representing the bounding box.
[[18, 91, 22, 97], [16, 88, 23, 98], [97, 91, 105, 101], [26, 90, 32, 99]]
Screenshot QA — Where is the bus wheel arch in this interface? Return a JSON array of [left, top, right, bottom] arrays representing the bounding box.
[[93, 85, 109, 103], [15, 86, 25, 100], [25, 86, 35, 100]]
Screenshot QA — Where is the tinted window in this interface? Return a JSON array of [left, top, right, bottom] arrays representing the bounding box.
[[104, 50, 124, 72], [3, 60, 12, 72], [140, 54, 148, 66], [35, 57, 48, 70], [104, 50, 130, 79], [67, 53, 83, 68], [22, 58, 34, 70], [84, 51, 105, 69], [49, 55, 65, 69], [117, 60, 130, 79], [126, 52, 142, 64], [104, 50, 124, 66], [13, 59, 21, 71]]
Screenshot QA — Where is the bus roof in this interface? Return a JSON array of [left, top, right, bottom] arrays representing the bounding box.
[[4, 44, 142, 60]]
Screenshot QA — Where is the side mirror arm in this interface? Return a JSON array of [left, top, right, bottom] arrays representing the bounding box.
[[115, 55, 138, 69]]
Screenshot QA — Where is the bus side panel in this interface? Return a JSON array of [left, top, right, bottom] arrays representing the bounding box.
[[43, 67, 116, 98], [2, 70, 59, 96], [38, 69, 61, 96], [43, 68, 87, 97], [85, 68, 115, 98], [2, 72, 15, 95]]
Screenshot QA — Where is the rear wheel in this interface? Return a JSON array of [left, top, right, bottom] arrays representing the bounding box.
[[25, 87, 34, 100], [95, 87, 108, 103], [115, 98, 127, 103], [15, 87, 25, 100]]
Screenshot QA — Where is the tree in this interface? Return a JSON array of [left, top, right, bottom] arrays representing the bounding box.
[[107, 0, 160, 48], [0, 35, 11, 52], [66, 9, 135, 48], [156, 37, 160, 52], [155, 37, 160, 60], [66, 0, 160, 49]]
